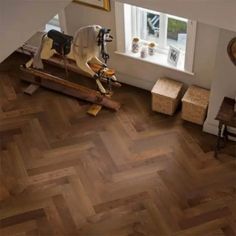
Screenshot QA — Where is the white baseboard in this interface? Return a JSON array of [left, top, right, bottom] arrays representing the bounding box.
[[116, 72, 154, 91], [203, 121, 218, 136]]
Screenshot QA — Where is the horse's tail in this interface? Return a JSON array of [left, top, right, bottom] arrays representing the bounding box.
[[33, 33, 47, 69]]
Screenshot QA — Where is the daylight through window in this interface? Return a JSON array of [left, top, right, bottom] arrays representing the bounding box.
[[115, 3, 197, 73]]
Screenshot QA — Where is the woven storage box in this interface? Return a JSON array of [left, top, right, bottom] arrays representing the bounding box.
[[181, 85, 210, 125], [151, 77, 184, 115]]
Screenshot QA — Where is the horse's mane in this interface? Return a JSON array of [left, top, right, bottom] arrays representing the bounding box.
[[73, 25, 101, 59]]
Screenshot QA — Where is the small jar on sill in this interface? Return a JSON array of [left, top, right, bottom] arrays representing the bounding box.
[[132, 37, 140, 53], [140, 46, 148, 59], [148, 42, 156, 56]]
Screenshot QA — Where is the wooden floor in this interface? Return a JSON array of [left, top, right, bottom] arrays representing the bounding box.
[[0, 53, 236, 236]]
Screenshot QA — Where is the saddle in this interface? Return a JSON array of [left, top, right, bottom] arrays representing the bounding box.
[[88, 63, 115, 77], [47, 30, 73, 56]]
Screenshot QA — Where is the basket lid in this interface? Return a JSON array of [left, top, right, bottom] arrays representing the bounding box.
[[182, 85, 210, 108], [151, 77, 183, 99]]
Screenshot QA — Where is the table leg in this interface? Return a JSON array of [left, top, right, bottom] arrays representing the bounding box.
[[223, 125, 228, 148], [214, 121, 223, 158]]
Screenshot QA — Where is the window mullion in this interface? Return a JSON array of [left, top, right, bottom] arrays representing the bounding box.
[[136, 8, 142, 38], [140, 10, 147, 40], [123, 3, 132, 52], [159, 13, 167, 49], [131, 6, 137, 37]]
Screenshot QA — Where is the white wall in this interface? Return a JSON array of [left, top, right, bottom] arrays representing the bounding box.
[[64, 1, 219, 90], [203, 29, 236, 136], [0, 0, 71, 63]]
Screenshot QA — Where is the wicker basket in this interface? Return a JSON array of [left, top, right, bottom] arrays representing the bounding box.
[[181, 85, 210, 125], [151, 77, 184, 115]]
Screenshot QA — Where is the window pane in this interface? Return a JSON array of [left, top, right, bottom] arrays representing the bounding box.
[[167, 17, 187, 51], [146, 12, 160, 43], [45, 14, 61, 32], [48, 14, 60, 27], [131, 6, 160, 44]]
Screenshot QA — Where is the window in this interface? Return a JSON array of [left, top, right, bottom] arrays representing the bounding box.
[[167, 15, 187, 51], [115, 2, 197, 73], [44, 11, 67, 34], [45, 14, 61, 32]]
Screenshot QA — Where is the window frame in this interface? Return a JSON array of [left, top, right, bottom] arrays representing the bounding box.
[[115, 2, 197, 73]]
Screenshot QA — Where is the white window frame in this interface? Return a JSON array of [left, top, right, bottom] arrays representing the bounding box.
[[115, 2, 197, 73]]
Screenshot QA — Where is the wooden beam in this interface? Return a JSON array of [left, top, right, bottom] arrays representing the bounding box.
[[20, 66, 120, 111]]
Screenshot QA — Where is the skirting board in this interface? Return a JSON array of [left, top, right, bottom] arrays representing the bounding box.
[[203, 121, 218, 136], [203, 121, 236, 141], [116, 72, 154, 91]]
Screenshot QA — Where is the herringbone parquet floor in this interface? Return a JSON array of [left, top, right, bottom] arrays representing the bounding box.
[[0, 53, 236, 236]]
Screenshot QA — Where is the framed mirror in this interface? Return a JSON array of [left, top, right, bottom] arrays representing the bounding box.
[[227, 37, 236, 65], [73, 0, 110, 11]]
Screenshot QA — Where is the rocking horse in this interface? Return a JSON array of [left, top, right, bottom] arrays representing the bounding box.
[[20, 25, 121, 114]]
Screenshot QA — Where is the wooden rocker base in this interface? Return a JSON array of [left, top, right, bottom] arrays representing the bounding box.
[[87, 104, 103, 116], [20, 65, 121, 111], [44, 56, 121, 116], [45, 55, 122, 88], [23, 84, 40, 95]]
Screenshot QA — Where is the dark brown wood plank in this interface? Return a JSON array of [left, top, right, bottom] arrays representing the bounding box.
[[0, 209, 45, 228], [0, 53, 236, 236]]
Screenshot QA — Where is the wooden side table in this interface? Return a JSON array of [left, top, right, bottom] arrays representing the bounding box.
[[215, 97, 236, 157]]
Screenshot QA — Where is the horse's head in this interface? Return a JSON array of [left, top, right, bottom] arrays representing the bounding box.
[[97, 27, 113, 63], [97, 28, 113, 46]]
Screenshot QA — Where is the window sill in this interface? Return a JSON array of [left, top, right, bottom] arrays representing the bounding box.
[[115, 50, 194, 76]]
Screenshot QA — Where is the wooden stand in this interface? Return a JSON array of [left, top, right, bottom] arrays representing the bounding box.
[[23, 84, 40, 95], [44, 55, 122, 116], [20, 66, 120, 111], [46, 55, 121, 88], [87, 104, 103, 116]]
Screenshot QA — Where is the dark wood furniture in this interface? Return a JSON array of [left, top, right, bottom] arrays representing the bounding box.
[[215, 97, 236, 157]]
